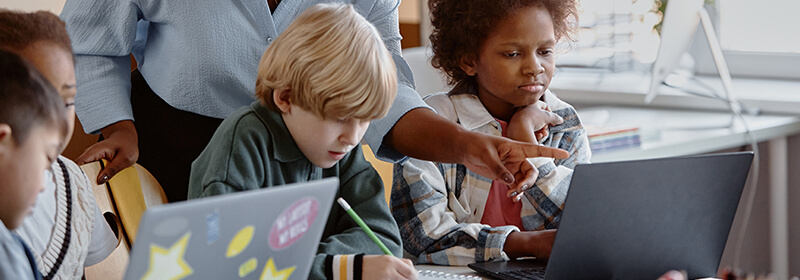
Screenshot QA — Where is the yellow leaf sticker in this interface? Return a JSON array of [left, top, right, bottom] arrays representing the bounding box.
[[226, 225, 255, 258]]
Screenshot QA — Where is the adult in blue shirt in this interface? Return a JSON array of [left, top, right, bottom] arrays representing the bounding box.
[[61, 0, 567, 202]]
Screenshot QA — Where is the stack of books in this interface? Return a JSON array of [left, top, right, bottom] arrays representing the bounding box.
[[585, 126, 641, 152]]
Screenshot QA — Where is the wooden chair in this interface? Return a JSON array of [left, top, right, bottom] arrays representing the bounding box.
[[81, 161, 168, 280], [361, 144, 394, 206]]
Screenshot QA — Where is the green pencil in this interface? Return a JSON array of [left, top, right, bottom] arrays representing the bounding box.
[[337, 197, 393, 255]]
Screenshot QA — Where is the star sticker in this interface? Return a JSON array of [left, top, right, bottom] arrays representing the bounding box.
[[141, 232, 193, 280], [259, 258, 295, 280]]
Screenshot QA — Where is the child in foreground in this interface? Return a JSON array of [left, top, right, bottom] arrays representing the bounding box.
[[188, 4, 417, 280], [0, 49, 68, 280], [391, 0, 591, 265], [0, 10, 117, 278]]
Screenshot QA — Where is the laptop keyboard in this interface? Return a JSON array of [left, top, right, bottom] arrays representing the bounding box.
[[497, 267, 547, 280]]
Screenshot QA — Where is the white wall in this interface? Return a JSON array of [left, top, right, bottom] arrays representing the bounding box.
[[0, 0, 65, 13], [398, 0, 419, 23]]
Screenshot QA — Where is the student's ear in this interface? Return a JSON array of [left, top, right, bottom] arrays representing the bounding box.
[[0, 124, 13, 155], [459, 54, 478, 76], [272, 87, 293, 113]]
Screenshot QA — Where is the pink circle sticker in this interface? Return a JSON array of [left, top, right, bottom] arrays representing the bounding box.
[[269, 197, 319, 250]]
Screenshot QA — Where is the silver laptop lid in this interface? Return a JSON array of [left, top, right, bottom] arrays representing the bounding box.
[[124, 178, 339, 280]]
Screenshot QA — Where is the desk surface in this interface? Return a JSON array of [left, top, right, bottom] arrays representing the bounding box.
[[579, 106, 800, 163]]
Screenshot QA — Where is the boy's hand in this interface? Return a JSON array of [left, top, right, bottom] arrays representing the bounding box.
[[362, 255, 418, 280], [76, 120, 138, 184], [507, 101, 563, 143], [503, 229, 557, 259]]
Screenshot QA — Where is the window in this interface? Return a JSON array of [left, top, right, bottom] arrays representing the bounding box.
[[568, 0, 800, 80], [562, 0, 662, 72], [691, 0, 800, 79]]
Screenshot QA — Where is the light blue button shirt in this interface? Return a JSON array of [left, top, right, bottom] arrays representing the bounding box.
[[61, 0, 428, 162]]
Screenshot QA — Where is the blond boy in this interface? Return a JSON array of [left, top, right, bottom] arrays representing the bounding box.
[[188, 4, 416, 280], [0, 49, 67, 280]]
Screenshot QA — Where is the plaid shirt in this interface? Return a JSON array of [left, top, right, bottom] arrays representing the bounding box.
[[391, 90, 591, 265]]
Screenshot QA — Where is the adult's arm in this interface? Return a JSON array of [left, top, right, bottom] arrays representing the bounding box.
[[386, 108, 568, 192], [61, 0, 145, 183], [61, 0, 144, 134], [360, 0, 431, 162]]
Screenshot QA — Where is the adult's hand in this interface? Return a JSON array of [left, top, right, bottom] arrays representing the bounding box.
[[76, 120, 138, 184], [456, 132, 568, 200], [503, 229, 557, 259], [387, 108, 569, 197]]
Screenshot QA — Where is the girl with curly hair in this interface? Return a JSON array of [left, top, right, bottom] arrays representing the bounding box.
[[391, 0, 591, 265]]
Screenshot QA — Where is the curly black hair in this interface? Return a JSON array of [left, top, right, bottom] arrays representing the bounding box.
[[429, 0, 578, 86]]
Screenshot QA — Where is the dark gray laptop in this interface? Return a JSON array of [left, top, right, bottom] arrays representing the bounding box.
[[469, 152, 753, 280], [124, 178, 339, 280]]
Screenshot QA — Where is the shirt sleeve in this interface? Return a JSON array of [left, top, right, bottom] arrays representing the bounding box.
[[309, 147, 403, 280], [60, 0, 145, 134], [520, 106, 592, 229], [391, 159, 518, 266], [360, 0, 431, 163]]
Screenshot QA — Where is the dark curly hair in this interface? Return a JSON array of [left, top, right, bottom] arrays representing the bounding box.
[[0, 10, 73, 54], [429, 0, 578, 86]]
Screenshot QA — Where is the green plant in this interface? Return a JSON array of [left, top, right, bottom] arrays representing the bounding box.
[[653, 0, 715, 34]]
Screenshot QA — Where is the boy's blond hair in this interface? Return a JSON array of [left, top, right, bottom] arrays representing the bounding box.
[[255, 4, 397, 120]]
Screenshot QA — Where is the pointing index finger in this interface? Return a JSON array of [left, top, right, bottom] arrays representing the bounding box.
[[520, 143, 569, 159]]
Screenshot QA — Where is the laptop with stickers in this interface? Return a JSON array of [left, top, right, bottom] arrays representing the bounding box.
[[123, 178, 339, 280]]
